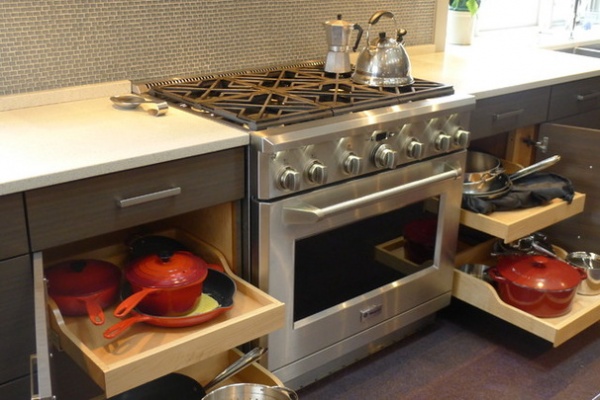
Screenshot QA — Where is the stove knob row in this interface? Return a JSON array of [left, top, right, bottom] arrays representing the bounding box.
[[306, 161, 328, 185], [406, 139, 424, 159], [455, 129, 471, 148], [373, 144, 399, 169], [343, 153, 363, 175], [277, 167, 301, 191], [435, 132, 452, 152]]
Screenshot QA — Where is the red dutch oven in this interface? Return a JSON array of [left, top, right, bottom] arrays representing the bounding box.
[[489, 255, 587, 318], [114, 250, 208, 318], [45, 259, 121, 325]]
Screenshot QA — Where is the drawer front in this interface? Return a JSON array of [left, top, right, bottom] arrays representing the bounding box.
[[0, 255, 35, 385], [27, 148, 244, 250], [470, 87, 550, 139], [0, 193, 29, 259], [548, 76, 600, 121]]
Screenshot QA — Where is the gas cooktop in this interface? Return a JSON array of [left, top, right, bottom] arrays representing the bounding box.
[[137, 61, 455, 131]]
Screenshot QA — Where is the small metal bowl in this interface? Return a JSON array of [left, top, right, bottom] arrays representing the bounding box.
[[458, 264, 493, 284], [566, 251, 600, 295]]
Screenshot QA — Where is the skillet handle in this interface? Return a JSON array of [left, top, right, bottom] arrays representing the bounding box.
[[103, 315, 151, 339], [113, 287, 158, 318], [82, 296, 105, 325]]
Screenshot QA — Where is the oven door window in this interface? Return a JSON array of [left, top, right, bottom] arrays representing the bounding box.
[[293, 199, 439, 322]]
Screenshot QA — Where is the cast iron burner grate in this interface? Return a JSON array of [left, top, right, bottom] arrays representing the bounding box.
[[146, 61, 454, 130]]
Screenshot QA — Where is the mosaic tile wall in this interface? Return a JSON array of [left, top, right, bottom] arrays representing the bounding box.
[[0, 1, 437, 96]]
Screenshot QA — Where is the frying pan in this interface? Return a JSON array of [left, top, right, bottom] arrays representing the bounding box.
[[108, 347, 266, 400], [104, 268, 235, 339]]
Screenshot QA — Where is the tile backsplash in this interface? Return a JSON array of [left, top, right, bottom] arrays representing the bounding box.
[[0, 1, 437, 96]]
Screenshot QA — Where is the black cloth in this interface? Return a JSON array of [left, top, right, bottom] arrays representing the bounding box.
[[462, 172, 575, 214]]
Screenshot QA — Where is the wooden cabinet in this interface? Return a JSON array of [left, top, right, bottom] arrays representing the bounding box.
[[26, 148, 244, 251], [469, 87, 550, 140], [536, 110, 600, 254], [0, 255, 35, 397], [24, 148, 285, 398], [548, 76, 600, 121], [0, 193, 28, 259], [0, 194, 33, 398], [456, 76, 600, 345]]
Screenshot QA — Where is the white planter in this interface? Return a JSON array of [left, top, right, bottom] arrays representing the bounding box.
[[446, 10, 476, 45]]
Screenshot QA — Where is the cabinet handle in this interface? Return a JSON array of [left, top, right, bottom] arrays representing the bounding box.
[[493, 108, 524, 121], [576, 92, 600, 102], [117, 187, 182, 208]]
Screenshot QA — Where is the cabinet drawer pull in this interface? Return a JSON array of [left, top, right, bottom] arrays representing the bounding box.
[[118, 187, 182, 208], [493, 108, 524, 121], [576, 92, 600, 102]]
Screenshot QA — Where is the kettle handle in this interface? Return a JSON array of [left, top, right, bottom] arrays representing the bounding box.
[[352, 24, 363, 52], [368, 10, 395, 25]]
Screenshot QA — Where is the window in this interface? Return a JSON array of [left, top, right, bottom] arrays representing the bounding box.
[[477, 0, 600, 33]]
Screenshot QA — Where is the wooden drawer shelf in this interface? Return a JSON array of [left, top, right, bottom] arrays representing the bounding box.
[[47, 229, 285, 398], [454, 239, 600, 347], [460, 192, 585, 243], [92, 348, 283, 399]]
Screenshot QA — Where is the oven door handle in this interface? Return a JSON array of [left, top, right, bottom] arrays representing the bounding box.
[[283, 167, 461, 224]]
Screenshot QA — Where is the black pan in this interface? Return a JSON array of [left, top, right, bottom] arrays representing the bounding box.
[[108, 347, 266, 400]]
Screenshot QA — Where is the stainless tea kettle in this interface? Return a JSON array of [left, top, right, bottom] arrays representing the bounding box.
[[352, 11, 414, 87], [323, 14, 363, 74]]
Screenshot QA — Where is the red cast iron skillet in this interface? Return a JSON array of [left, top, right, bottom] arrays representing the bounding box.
[[45, 259, 121, 325], [104, 266, 235, 339]]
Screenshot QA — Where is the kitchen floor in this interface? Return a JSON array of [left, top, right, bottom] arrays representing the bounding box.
[[296, 299, 600, 400]]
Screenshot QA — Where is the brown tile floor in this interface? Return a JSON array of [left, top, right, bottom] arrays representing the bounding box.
[[297, 299, 600, 400]]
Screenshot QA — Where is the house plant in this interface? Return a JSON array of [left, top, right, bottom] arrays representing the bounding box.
[[447, 0, 481, 45]]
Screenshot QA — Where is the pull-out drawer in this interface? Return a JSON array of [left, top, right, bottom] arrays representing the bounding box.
[[26, 148, 244, 250], [470, 87, 550, 139], [548, 76, 600, 121], [44, 229, 284, 397], [454, 240, 600, 347], [0, 193, 28, 259]]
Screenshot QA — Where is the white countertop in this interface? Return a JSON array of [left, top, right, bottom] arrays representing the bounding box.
[[0, 82, 247, 196], [2, 45, 600, 196]]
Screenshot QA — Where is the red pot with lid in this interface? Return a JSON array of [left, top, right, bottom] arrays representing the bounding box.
[[45, 259, 121, 325], [489, 255, 587, 318], [114, 250, 209, 318]]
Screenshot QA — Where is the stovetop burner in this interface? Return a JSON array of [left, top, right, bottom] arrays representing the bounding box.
[[141, 61, 454, 130]]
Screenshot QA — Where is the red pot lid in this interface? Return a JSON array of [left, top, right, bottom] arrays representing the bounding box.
[[46, 259, 121, 296], [497, 255, 584, 291], [126, 250, 208, 288]]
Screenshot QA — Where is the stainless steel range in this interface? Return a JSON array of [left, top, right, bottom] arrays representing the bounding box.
[[135, 62, 475, 388]]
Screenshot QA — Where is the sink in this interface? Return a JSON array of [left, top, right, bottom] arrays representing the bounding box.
[[557, 42, 600, 57]]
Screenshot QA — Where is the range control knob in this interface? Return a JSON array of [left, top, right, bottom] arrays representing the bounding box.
[[277, 167, 301, 191], [435, 132, 452, 152], [306, 161, 328, 185], [406, 140, 424, 159], [373, 144, 399, 169], [343, 153, 363, 175], [455, 129, 471, 148]]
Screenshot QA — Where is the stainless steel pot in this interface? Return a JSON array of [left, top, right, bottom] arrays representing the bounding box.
[[202, 383, 298, 400], [463, 152, 561, 198], [351, 10, 413, 87]]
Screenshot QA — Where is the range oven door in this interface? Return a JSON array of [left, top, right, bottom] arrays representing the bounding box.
[[251, 150, 465, 381]]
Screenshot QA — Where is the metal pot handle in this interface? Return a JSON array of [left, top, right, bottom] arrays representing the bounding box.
[[368, 10, 395, 25], [487, 268, 507, 283], [271, 386, 299, 400]]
